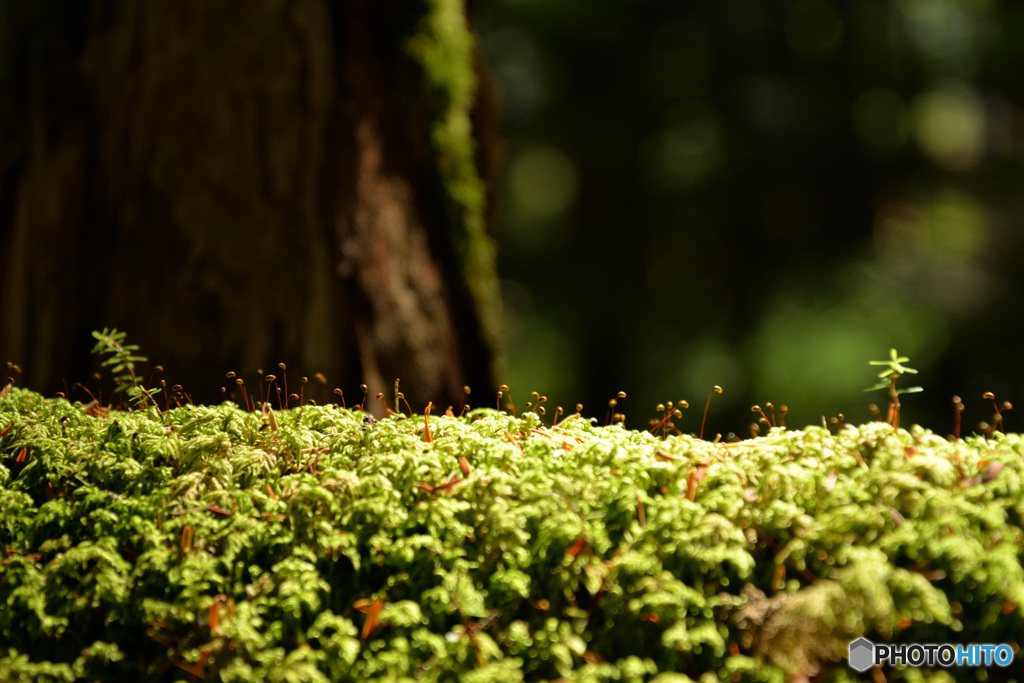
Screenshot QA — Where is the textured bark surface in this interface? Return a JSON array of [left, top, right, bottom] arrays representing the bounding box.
[[0, 0, 497, 411]]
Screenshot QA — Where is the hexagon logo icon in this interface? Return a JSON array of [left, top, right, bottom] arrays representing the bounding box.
[[848, 637, 875, 673]]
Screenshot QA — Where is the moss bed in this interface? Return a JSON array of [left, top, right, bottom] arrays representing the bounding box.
[[1, 387, 1023, 681]]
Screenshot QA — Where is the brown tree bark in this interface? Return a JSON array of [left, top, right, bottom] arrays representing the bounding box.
[[0, 0, 499, 412]]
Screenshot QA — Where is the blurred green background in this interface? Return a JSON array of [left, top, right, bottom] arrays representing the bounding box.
[[474, 0, 1024, 435]]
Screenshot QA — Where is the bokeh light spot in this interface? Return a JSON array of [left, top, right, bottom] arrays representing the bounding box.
[[911, 84, 985, 170], [927, 191, 985, 260], [503, 145, 579, 253], [639, 105, 725, 191], [898, 0, 989, 74]]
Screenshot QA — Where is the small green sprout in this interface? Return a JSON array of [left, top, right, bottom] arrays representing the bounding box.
[[865, 348, 922, 429], [91, 328, 162, 412]]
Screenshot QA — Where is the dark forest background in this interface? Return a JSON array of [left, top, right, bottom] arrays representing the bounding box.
[[0, 1, 501, 416], [476, 0, 1024, 435], [4, 0, 1024, 435]]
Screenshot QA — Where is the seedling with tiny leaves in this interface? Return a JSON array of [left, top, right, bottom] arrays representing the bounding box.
[[864, 348, 922, 429], [90, 328, 162, 412]]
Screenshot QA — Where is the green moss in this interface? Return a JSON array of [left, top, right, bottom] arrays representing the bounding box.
[[2, 388, 1024, 680]]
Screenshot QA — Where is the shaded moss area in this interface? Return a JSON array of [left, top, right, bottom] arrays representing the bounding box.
[[1, 387, 1023, 681]]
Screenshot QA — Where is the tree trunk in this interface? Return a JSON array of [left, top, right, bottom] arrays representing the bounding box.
[[0, 0, 499, 413]]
